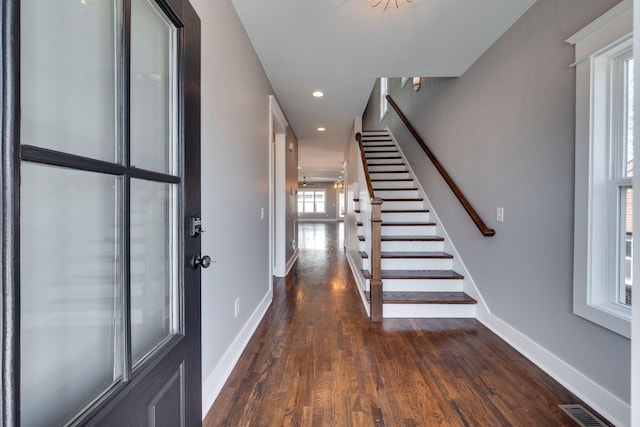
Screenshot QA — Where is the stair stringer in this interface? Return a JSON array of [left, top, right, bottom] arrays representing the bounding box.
[[345, 248, 371, 317], [382, 126, 491, 320]]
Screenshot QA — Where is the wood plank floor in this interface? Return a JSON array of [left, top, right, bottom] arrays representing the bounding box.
[[204, 222, 609, 427]]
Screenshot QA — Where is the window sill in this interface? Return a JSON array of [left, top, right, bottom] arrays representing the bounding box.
[[574, 301, 631, 338]]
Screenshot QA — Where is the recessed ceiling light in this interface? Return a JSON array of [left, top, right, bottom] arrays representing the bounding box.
[[298, 166, 302, 169], [312, 91, 324, 98], [317, 127, 326, 132]]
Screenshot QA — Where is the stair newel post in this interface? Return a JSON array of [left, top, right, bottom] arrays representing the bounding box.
[[370, 197, 383, 322]]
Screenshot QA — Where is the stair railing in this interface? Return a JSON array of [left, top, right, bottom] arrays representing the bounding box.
[[386, 95, 495, 237], [356, 132, 383, 321]]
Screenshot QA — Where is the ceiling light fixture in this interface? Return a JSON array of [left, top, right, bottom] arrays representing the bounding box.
[[317, 127, 326, 132], [312, 91, 324, 97], [413, 76, 421, 91], [368, 0, 412, 10]]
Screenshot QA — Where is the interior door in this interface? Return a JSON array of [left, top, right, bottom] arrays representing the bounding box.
[[1, 0, 202, 425]]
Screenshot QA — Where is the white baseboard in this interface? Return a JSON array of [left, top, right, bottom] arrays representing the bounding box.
[[479, 313, 630, 427], [284, 248, 299, 276], [345, 249, 370, 316], [201, 291, 272, 419]]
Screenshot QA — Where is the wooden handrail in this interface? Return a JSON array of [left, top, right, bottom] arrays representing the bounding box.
[[356, 132, 375, 200], [386, 95, 496, 237]]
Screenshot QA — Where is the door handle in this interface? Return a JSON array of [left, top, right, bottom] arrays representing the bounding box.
[[190, 254, 213, 269]]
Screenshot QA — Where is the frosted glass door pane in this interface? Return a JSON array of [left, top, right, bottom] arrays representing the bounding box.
[[21, 0, 118, 162], [20, 164, 122, 427], [130, 0, 177, 174], [131, 179, 178, 364]]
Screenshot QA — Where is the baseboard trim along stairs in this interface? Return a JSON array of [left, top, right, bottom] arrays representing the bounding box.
[[355, 129, 477, 318]]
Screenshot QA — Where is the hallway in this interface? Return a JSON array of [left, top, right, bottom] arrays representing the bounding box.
[[204, 222, 602, 426]]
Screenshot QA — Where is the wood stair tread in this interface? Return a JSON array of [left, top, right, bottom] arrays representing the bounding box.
[[371, 178, 414, 182], [361, 251, 453, 259], [382, 222, 436, 226], [382, 209, 430, 213], [381, 235, 444, 241], [380, 197, 423, 202], [368, 162, 405, 166], [357, 235, 365, 242], [364, 291, 476, 305], [361, 269, 464, 280], [369, 170, 407, 174], [375, 187, 418, 191]]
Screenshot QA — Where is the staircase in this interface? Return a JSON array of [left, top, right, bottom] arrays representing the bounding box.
[[355, 129, 477, 318]]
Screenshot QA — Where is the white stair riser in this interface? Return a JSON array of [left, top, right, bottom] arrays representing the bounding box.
[[362, 258, 451, 270], [382, 225, 436, 236], [369, 172, 411, 180], [380, 200, 424, 210], [363, 146, 396, 152], [382, 240, 444, 252], [382, 212, 430, 222], [380, 257, 453, 270], [375, 189, 418, 199], [383, 303, 476, 318], [368, 165, 407, 172], [365, 151, 400, 158], [381, 278, 464, 292], [367, 158, 403, 165], [372, 181, 415, 189]]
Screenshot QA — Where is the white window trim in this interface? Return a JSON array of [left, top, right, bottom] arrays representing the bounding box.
[[568, 0, 632, 338], [298, 189, 327, 214], [380, 77, 388, 122]]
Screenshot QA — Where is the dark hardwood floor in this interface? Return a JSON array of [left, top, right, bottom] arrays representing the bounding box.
[[204, 222, 606, 426]]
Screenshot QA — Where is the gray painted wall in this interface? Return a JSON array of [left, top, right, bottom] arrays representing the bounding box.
[[363, 0, 629, 404], [297, 181, 341, 221], [190, 0, 297, 413]]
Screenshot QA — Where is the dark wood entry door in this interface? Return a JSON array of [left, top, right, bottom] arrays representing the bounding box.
[[1, 0, 202, 425]]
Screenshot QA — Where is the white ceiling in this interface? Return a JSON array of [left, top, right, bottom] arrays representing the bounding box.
[[230, 0, 536, 182]]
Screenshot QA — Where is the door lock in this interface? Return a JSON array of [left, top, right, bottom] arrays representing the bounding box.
[[190, 215, 205, 237]]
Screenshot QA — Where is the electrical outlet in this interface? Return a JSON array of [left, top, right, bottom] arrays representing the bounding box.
[[234, 298, 240, 318], [496, 207, 504, 223]]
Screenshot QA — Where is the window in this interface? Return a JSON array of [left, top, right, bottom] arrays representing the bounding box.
[[298, 190, 326, 213], [612, 52, 633, 307], [380, 77, 388, 122], [568, 0, 632, 338]]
